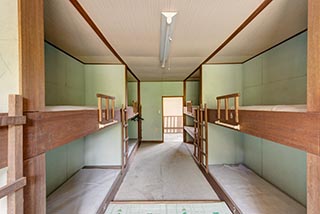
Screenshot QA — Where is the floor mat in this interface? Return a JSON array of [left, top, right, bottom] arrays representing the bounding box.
[[105, 202, 232, 214]]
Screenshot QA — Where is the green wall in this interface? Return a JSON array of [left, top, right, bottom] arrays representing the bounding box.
[[128, 82, 138, 139], [242, 32, 307, 105], [186, 81, 200, 105], [84, 64, 126, 165], [84, 64, 125, 108], [45, 43, 85, 106], [141, 82, 183, 141], [241, 32, 307, 205], [46, 139, 85, 195], [45, 47, 126, 195], [202, 64, 243, 164]]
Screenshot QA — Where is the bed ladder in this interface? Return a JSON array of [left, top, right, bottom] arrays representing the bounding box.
[[0, 95, 27, 214], [121, 105, 129, 171], [193, 107, 200, 164], [199, 104, 209, 173]]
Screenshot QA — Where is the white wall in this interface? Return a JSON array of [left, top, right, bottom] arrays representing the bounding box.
[[0, 0, 20, 212]]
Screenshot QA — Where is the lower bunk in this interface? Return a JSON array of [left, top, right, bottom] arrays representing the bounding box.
[[47, 168, 121, 214], [208, 164, 306, 214]]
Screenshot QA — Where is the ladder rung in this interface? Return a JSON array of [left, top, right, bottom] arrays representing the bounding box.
[[123, 123, 128, 128], [124, 137, 129, 142]]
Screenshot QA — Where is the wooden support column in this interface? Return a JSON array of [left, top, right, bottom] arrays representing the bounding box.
[[7, 95, 24, 214], [19, 0, 45, 111], [307, 1, 320, 213], [307, 0, 320, 112], [23, 154, 46, 214], [307, 153, 320, 214]]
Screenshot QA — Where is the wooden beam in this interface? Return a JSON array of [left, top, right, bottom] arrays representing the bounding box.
[[0, 177, 26, 199], [7, 95, 24, 214], [307, 0, 320, 112], [0, 116, 26, 127], [307, 153, 320, 214], [19, 0, 45, 111], [23, 154, 46, 214]]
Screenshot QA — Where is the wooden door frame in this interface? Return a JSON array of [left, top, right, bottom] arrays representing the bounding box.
[[161, 96, 184, 142]]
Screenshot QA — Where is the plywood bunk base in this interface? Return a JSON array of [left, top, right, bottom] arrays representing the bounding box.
[[184, 126, 195, 139], [47, 168, 121, 214], [128, 139, 138, 158], [208, 164, 306, 214]]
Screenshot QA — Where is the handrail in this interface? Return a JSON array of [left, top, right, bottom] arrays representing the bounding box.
[[216, 93, 240, 129], [96, 93, 116, 125], [0, 94, 26, 213]]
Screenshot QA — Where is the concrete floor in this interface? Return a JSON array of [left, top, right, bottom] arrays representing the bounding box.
[[115, 136, 219, 200]]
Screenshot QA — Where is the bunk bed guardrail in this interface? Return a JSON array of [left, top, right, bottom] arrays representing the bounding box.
[[215, 93, 240, 130], [96, 93, 117, 128], [0, 94, 26, 214]]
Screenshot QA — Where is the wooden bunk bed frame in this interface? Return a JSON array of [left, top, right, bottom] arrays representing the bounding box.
[[0, 95, 26, 214]]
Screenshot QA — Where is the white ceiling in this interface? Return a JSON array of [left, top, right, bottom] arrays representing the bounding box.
[[44, 0, 307, 81], [44, 0, 120, 64], [207, 0, 307, 63]]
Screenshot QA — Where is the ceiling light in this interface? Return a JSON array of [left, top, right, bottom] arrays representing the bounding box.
[[160, 12, 177, 68]]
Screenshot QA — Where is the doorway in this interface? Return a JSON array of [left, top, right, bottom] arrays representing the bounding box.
[[162, 96, 183, 142]]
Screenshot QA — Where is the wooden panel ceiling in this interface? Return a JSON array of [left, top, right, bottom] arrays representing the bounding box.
[[77, 0, 264, 80], [207, 0, 307, 64], [44, 0, 120, 64]]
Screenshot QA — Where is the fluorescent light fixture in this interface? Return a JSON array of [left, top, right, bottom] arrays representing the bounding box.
[[160, 12, 177, 68]]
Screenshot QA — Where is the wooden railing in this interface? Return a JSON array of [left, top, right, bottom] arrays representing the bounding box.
[[164, 116, 183, 133], [216, 93, 240, 130], [0, 95, 26, 214], [96, 93, 116, 125]]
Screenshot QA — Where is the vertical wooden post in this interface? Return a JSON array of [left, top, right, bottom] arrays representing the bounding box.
[[112, 99, 115, 120], [235, 96, 239, 123], [307, 0, 320, 112], [106, 98, 109, 121], [217, 99, 221, 120], [7, 95, 24, 214], [225, 98, 229, 120], [98, 97, 102, 122], [307, 153, 320, 214], [20, 0, 45, 112], [307, 1, 320, 213]]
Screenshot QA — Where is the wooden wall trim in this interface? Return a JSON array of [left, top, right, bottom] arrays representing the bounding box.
[[307, 0, 320, 112], [19, 0, 45, 112], [184, 0, 272, 80], [69, 0, 140, 82]]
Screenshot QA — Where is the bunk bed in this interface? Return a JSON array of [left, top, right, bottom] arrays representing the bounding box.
[[206, 93, 309, 214], [211, 93, 318, 155]]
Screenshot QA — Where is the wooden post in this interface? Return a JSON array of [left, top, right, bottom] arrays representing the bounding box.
[[307, 153, 320, 214], [235, 96, 239, 123], [7, 95, 24, 214], [98, 97, 102, 122], [307, 1, 320, 213], [106, 98, 109, 121], [225, 98, 229, 120], [112, 99, 115, 120]]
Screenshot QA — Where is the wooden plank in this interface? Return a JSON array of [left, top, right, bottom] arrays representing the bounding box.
[[207, 109, 320, 155], [307, 0, 320, 112], [7, 95, 24, 214], [0, 125, 8, 168], [23, 154, 46, 214], [19, 0, 45, 111], [0, 177, 26, 199], [307, 153, 320, 214], [0, 116, 26, 127], [216, 93, 240, 100]]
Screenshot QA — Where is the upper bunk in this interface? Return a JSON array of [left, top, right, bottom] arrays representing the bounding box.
[[0, 93, 139, 169], [207, 93, 320, 156]]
